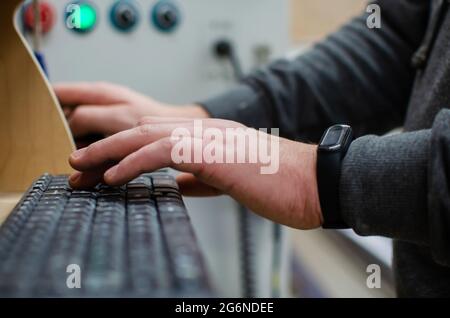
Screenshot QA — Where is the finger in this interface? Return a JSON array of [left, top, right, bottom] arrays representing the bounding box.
[[103, 137, 178, 186], [68, 162, 115, 189], [136, 116, 193, 126], [137, 116, 194, 126], [176, 173, 223, 196], [75, 134, 105, 149], [68, 170, 104, 189], [53, 82, 130, 106], [63, 106, 72, 118], [69, 122, 194, 171], [137, 116, 243, 130], [69, 105, 134, 137], [103, 137, 205, 186]]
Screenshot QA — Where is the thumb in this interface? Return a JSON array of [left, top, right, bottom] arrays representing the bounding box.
[[176, 173, 224, 197]]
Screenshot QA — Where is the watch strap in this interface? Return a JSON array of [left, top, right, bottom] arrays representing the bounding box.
[[317, 150, 347, 228]]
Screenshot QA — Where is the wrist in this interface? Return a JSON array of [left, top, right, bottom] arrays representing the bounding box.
[[294, 143, 323, 229], [305, 145, 324, 227]]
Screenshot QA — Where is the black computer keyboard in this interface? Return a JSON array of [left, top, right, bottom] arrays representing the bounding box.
[[0, 172, 211, 297]]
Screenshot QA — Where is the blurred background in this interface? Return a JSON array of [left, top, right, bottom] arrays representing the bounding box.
[[18, 0, 394, 297]]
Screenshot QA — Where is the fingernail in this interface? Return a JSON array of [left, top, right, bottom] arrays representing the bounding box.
[[105, 166, 118, 181], [69, 172, 81, 183], [71, 148, 86, 160]]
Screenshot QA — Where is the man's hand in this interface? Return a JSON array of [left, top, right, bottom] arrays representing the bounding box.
[[68, 117, 323, 229], [54, 81, 209, 138]]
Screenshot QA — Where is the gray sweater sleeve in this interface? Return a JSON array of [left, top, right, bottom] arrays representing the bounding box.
[[199, 0, 430, 142], [341, 109, 450, 266]]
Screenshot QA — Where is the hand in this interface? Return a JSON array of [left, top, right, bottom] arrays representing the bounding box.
[[54, 81, 209, 138], [68, 117, 323, 229]]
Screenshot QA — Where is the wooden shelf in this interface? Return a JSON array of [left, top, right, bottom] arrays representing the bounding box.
[[0, 0, 75, 224], [0, 193, 22, 225]]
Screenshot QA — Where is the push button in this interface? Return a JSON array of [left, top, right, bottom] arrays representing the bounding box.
[[65, 1, 97, 33], [151, 1, 180, 33], [23, 1, 55, 34], [110, 1, 139, 32]]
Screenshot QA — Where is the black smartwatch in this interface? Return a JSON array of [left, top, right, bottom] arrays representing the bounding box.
[[317, 124, 354, 229]]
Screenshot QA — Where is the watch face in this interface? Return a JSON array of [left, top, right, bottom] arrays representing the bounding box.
[[319, 125, 352, 152]]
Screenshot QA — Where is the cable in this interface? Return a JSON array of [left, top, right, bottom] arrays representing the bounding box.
[[213, 39, 257, 297], [213, 39, 284, 297], [238, 204, 256, 298], [271, 223, 282, 297], [213, 39, 244, 80]]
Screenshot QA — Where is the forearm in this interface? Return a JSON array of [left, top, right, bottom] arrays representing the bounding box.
[[200, 0, 429, 141], [340, 109, 450, 266]]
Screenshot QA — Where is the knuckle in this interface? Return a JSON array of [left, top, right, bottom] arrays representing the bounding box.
[[71, 107, 84, 119], [159, 138, 175, 166], [137, 124, 153, 137], [85, 142, 98, 158], [84, 144, 94, 156], [160, 137, 174, 153], [70, 107, 88, 125], [195, 164, 217, 186]]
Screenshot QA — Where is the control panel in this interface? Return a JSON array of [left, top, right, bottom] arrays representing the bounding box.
[[18, 0, 290, 103]]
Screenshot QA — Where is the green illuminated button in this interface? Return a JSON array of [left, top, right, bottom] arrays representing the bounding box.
[[65, 2, 97, 33]]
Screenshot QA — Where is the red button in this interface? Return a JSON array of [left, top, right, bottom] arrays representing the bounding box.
[[23, 2, 55, 34]]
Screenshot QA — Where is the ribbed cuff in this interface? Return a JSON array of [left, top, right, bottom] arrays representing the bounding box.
[[428, 109, 450, 266], [340, 130, 430, 243]]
